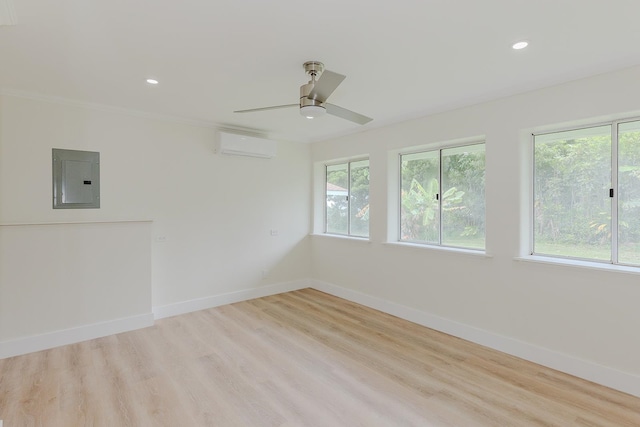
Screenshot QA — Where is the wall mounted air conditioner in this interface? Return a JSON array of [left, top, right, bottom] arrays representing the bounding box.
[[217, 131, 277, 159]]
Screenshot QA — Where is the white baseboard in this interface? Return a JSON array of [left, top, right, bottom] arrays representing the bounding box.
[[0, 313, 154, 359], [0, 281, 309, 359], [310, 280, 640, 398], [153, 280, 310, 320]]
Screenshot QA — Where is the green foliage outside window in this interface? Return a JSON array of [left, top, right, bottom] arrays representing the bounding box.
[[400, 144, 485, 249], [534, 122, 640, 265], [326, 160, 369, 237]]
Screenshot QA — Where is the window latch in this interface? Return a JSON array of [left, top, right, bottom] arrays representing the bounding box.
[[436, 193, 439, 201], [609, 188, 614, 198]]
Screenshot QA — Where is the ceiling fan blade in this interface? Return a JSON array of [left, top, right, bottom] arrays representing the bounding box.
[[234, 104, 298, 113], [308, 70, 346, 103], [325, 103, 373, 125]]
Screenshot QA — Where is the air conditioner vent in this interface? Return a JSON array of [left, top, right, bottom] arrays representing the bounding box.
[[217, 131, 277, 159]]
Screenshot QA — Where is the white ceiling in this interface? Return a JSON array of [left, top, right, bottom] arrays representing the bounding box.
[[1, 0, 640, 143]]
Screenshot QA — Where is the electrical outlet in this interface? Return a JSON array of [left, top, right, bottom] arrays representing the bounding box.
[[155, 235, 167, 243], [261, 269, 268, 279], [270, 229, 279, 236]]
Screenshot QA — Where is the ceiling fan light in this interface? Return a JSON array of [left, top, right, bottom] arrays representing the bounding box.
[[300, 105, 326, 119]]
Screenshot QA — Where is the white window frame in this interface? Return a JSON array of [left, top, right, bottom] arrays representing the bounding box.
[[324, 158, 369, 238], [531, 117, 640, 267], [398, 141, 485, 250]]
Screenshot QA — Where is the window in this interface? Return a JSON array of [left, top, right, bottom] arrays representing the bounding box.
[[400, 143, 485, 249], [533, 120, 640, 266], [325, 159, 369, 237]]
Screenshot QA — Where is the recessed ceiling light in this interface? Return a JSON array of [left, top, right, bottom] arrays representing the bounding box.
[[512, 41, 529, 50], [146, 78, 159, 85]]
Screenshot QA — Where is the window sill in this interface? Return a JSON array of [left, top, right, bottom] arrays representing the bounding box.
[[310, 233, 372, 244], [383, 241, 492, 258], [515, 255, 640, 275]]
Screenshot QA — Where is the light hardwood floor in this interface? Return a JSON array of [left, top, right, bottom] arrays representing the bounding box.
[[0, 289, 638, 426]]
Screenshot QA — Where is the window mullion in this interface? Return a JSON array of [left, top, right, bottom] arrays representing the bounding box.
[[347, 162, 351, 236], [531, 134, 537, 255], [438, 149, 443, 246], [398, 154, 403, 242], [611, 123, 619, 264], [324, 165, 327, 233]]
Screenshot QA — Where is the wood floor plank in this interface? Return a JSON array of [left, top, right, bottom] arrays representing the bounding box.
[[0, 288, 638, 426]]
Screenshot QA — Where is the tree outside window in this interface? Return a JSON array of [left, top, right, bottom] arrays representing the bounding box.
[[326, 159, 369, 238], [533, 121, 640, 266], [400, 143, 485, 250]]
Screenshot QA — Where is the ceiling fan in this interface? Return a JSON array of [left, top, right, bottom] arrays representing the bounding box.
[[234, 61, 373, 125]]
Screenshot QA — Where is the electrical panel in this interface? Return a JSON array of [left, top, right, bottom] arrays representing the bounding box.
[[52, 148, 100, 209]]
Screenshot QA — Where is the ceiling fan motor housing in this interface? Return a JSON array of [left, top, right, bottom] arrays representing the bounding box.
[[300, 82, 323, 108]]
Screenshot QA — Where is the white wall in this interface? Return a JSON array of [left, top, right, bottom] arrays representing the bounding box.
[[0, 94, 311, 350], [311, 65, 640, 392], [0, 221, 153, 357]]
